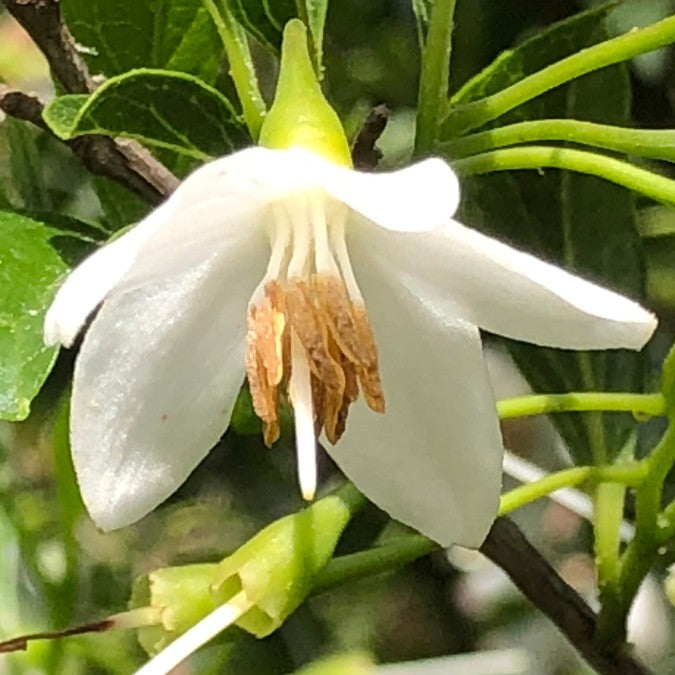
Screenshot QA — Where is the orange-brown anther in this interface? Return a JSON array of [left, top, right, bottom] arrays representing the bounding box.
[[245, 274, 384, 447]]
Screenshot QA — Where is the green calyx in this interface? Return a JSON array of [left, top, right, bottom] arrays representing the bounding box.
[[211, 484, 364, 637], [259, 19, 352, 167], [129, 563, 219, 655]]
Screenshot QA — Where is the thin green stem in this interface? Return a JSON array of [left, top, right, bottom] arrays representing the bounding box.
[[414, 0, 457, 155], [496, 392, 665, 420], [314, 535, 435, 594], [203, 0, 266, 140], [499, 463, 646, 516], [597, 422, 675, 645], [593, 439, 635, 641], [453, 146, 675, 206], [442, 15, 675, 137], [314, 459, 650, 595], [440, 119, 675, 163]]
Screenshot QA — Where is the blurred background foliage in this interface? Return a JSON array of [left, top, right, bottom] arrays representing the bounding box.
[[0, 0, 674, 673]]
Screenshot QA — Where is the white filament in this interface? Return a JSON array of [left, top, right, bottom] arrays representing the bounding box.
[[329, 206, 364, 302], [289, 331, 317, 500], [287, 198, 312, 279], [134, 591, 252, 675], [311, 194, 340, 277]]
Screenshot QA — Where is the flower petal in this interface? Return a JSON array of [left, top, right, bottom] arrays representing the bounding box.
[[71, 233, 266, 531], [228, 147, 460, 232], [321, 155, 460, 232], [43, 202, 176, 348], [45, 146, 301, 348], [326, 252, 503, 547], [349, 218, 657, 350]]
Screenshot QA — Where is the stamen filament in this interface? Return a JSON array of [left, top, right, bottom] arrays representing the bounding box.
[[329, 207, 364, 302], [287, 199, 312, 279], [134, 591, 253, 675], [289, 330, 318, 500], [311, 195, 339, 276]]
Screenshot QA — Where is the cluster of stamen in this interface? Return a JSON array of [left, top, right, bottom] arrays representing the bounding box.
[[245, 195, 385, 497]]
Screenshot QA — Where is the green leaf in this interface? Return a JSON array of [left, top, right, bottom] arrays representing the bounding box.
[[451, 2, 619, 114], [455, 7, 645, 464], [61, 0, 223, 83], [301, 0, 329, 71], [638, 205, 675, 238], [644, 234, 675, 311], [228, 0, 296, 53], [92, 177, 152, 231], [0, 118, 96, 215], [411, 0, 433, 54], [43, 69, 249, 160], [0, 211, 100, 421]]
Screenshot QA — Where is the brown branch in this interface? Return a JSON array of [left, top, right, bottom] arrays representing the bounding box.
[[0, 84, 177, 204], [480, 518, 650, 675], [351, 104, 389, 171], [1, 0, 178, 204]]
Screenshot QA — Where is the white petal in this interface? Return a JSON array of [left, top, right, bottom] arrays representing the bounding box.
[[229, 146, 460, 232], [326, 254, 503, 547], [45, 146, 303, 348], [43, 202, 176, 347], [71, 232, 266, 531], [320, 155, 460, 232], [349, 218, 657, 350]]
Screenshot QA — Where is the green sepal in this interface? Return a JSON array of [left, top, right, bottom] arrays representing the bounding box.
[[130, 563, 219, 654], [259, 19, 351, 166], [211, 485, 364, 637]]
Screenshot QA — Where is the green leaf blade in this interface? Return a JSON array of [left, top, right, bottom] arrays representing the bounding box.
[[0, 212, 98, 421], [452, 6, 646, 464], [43, 70, 249, 159], [61, 0, 223, 83]]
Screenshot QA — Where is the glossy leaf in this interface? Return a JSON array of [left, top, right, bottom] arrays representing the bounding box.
[[411, 0, 433, 53], [43, 69, 249, 160], [61, 0, 223, 83], [0, 212, 101, 420], [453, 5, 645, 464], [228, 0, 296, 53], [301, 0, 330, 70]]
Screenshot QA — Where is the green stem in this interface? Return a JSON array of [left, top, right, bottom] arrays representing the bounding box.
[[314, 534, 435, 594], [496, 392, 665, 420], [499, 463, 646, 516], [597, 421, 675, 645], [314, 459, 650, 595], [442, 15, 675, 137], [453, 146, 675, 206], [440, 119, 675, 163], [593, 438, 635, 642], [414, 0, 457, 155], [203, 0, 266, 140]]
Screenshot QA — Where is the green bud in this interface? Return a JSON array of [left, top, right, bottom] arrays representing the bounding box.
[[129, 563, 219, 655], [259, 19, 352, 167], [211, 483, 365, 637]]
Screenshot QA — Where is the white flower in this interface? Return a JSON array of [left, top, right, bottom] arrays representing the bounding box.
[[44, 146, 657, 546]]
